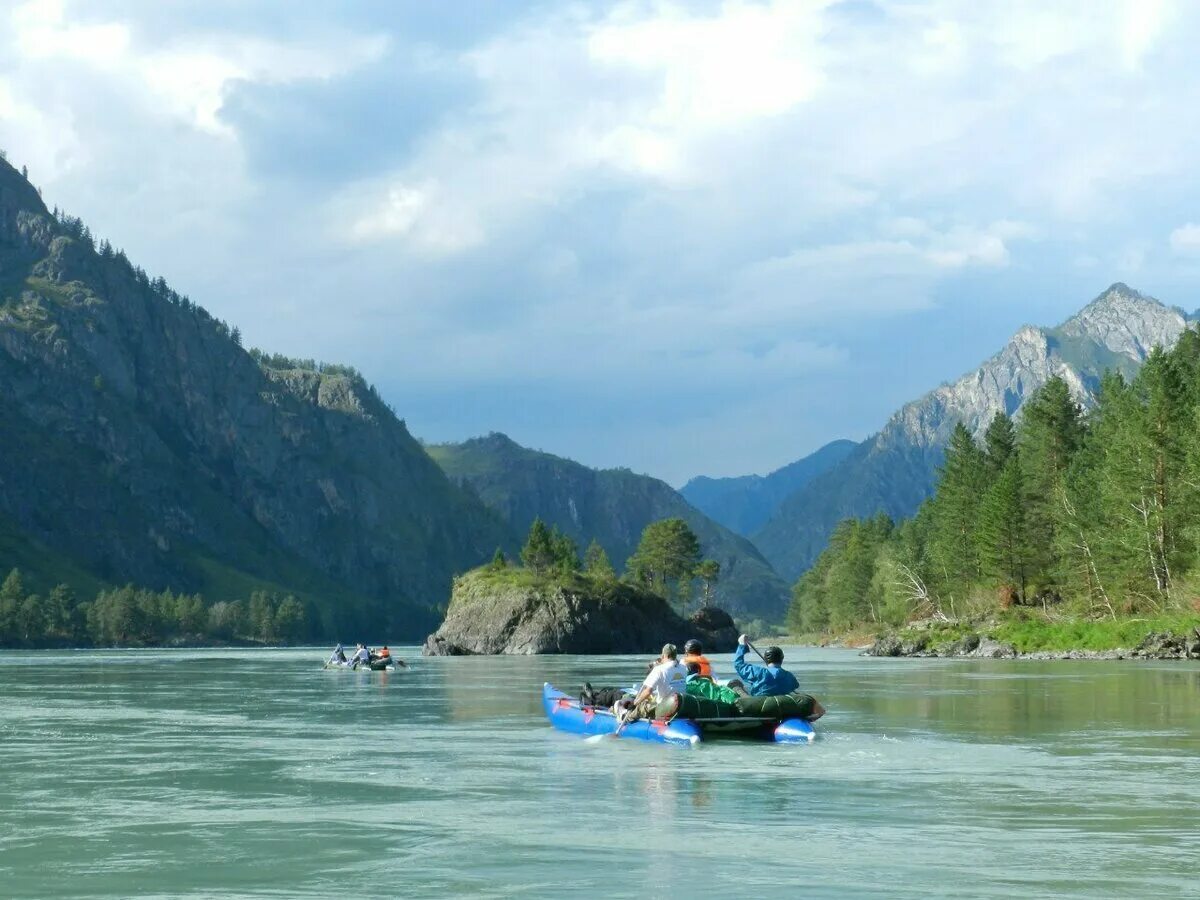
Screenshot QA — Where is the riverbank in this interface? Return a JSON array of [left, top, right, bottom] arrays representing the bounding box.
[[859, 613, 1200, 660], [774, 612, 1200, 660]]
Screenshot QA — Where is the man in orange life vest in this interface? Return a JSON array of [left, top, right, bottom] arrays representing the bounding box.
[[682, 639, 713, 678]]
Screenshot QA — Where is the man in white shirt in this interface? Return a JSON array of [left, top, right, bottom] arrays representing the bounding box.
[[619, 644, 687, 726]]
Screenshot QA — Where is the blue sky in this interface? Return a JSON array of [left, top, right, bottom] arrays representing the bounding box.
[[3, 0, 1200, 484]]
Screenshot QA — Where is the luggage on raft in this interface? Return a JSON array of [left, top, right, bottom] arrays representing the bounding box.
[[734, 691, 818, 720], [543, 683, 815, 746]]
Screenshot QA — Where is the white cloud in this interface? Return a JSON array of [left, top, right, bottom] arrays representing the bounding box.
[[14, 0, 130, 63], [1169, 222, 1200, 255], [7, 0, 386, 138], [5, 0, 1200, 480]]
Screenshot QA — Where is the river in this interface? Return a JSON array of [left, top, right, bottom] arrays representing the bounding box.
[[1, 647, 1197, 898]]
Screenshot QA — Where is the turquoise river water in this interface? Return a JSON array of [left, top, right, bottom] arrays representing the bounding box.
[[1, 647, 1197, 898]]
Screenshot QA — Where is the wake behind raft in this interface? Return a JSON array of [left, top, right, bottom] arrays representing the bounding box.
[[542, 683, 815, 747]]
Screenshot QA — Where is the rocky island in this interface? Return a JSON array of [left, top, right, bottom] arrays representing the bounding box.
[[423, 566, 738, 656]]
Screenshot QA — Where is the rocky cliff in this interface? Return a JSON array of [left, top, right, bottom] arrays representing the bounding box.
[[427, 433, 790, 620], [0, 157, 514, 635], [753, 284, 1192, 581], [422, 567, 739, 655]]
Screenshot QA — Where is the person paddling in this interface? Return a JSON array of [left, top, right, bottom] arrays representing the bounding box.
[[328, 643, 348, 666], [733, 634, 798, 696], [733, 635, 825, 719]]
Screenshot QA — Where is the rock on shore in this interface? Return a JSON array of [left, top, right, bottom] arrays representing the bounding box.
[[863, 625, 1200, 661], [422, 569, 739, 656]]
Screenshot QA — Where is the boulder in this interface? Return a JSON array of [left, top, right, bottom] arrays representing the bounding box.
[[1132, 631, 1187, 659], [943, 633, 981, 656], [864, 635, 903, 657], [972, 638, 1017, 659], [900, 634, 930, 656]]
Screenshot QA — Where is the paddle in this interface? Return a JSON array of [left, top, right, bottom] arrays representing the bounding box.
[[743, 637, 770, 665]]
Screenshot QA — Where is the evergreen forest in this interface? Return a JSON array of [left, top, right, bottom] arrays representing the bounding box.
[[0, 570, 314, 648], [789, 327, 1200, 636]]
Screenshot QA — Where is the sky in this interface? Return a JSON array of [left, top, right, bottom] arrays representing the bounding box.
[[3, 0, 1200, 485]]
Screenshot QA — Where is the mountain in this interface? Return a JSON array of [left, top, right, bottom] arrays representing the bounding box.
[[426, 433, 791, 621], [0, 157, 513, 636], [752, 284, 1192, 581], [680, 439, 857, 536]]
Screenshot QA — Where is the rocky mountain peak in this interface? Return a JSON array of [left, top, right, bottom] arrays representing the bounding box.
[[1056, 283, 1187, 361]]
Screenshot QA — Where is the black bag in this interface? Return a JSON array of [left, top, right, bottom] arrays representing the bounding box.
[[580, 685, 627, 708]]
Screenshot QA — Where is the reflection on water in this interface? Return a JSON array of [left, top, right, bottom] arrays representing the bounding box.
[[0, 647, 1198, 898]]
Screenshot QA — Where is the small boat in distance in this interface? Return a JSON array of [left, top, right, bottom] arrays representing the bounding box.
[[323, 644, 406, 671]]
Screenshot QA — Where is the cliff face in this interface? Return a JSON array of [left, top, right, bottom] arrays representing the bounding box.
[[422, 568, 739, 655], [0, 158, 513, 635], [753, 284, 1192, 581], [427, 433, 791, 621]]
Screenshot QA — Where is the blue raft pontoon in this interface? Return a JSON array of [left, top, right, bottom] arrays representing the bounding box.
[[543, 683, 815, 747]]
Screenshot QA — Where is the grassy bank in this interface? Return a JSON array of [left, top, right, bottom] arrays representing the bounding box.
[[784, 610, 1200, 654]]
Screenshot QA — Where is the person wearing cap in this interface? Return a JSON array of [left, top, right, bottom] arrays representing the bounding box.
[[733, 634, 799, 696], [682, 639, 714, 678], [620, 643, 688, 721]]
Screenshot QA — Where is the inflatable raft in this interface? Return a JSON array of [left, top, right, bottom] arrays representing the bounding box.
[[542, 683, 815, 746], [323, 657, 404, 671]]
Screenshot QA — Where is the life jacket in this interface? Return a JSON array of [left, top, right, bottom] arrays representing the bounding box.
[[683, 653, 712, 678]]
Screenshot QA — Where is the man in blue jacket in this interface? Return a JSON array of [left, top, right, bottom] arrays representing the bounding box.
[[733, 634, 799, 696]]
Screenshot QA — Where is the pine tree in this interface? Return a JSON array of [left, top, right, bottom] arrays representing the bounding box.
[[273, 596, 306, 642], [983, 411, 1016, 477], [0, 569, 26, 643], [1019, 376, 1085, 597], [977, 456, 1030, 601], [582, 540, 615, 580], [489, 547, 508, 570], [520, 518, 555, 573], [626, 518, 701, 610], [928, 423, 988, 603], [694, 559, 720, 607], [549, 527, 579, 574]]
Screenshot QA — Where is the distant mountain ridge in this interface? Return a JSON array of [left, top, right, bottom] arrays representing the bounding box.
[[0, 157, 513, 636], [680, 439, 857, 536], [752, 284, 1193, 581], [427, 433, 791, 621]]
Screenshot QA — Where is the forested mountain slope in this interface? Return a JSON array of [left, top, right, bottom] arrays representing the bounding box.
[[0, 157, 512, 637], [427, 433, 790, 620], [753, 285, 1193, 581], [679, 439, 856, 536], [791, 334, 1200, 638]]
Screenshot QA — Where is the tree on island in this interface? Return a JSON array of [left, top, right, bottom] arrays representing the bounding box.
[[695, 559, 720, 607], [626, 517, 702, 613], [521, 518, 555, 573], [489, 547, 509, 570], [550, 528, 580, 575], [582, 540, 615, 581]]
